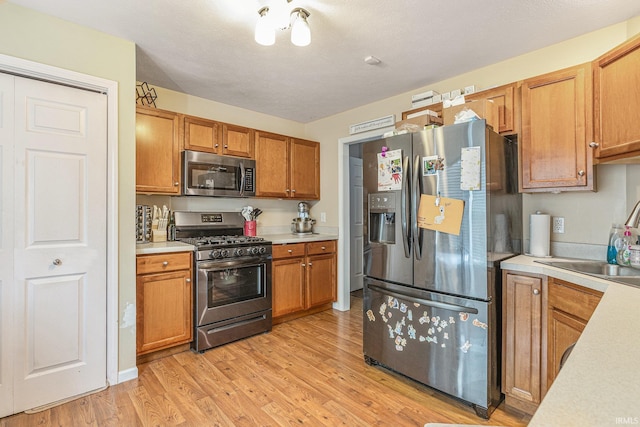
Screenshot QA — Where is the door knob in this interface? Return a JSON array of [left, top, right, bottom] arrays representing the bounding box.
[[53, 258, 62, 266]]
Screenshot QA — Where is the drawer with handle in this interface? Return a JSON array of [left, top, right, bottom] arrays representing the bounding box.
[[136, 252, 192, 275], [307, 240, 336, 255], [272, 243, 306, 259]]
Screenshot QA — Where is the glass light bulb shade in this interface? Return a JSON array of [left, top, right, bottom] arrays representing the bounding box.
[[291, 12, 310, 46], [255, 13, 275, 46]]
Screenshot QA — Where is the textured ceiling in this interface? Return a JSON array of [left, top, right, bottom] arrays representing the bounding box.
[[9, 0, 640, 123]]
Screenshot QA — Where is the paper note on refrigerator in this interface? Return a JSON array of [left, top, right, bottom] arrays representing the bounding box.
[[377, 149, 403, 191], [417, 194, 465, 235], [460, 147, 481, 190]]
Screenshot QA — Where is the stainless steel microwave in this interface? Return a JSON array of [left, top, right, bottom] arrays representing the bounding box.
[[182, 150, 255, 197]]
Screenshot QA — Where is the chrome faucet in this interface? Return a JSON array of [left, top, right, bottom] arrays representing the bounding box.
[[625, 200, 640, 228]]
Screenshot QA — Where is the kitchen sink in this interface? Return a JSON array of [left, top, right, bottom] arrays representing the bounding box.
[[535, 259, 640, 288]]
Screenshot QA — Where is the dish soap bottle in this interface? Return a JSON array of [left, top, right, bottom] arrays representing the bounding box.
[[607, 223, 624, 264], [617, 226, 633, 266]]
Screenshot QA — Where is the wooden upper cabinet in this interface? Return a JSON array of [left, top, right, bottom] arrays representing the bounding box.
[[183, 115, 222, 154], [520, 63, 594, 192], [290, 138, 320, 200], [255, 131, 290, 198], [593, 33, 640, 161], [466, 83, 517, 134], [136, 106, 181, 194], [255, 132, 320, 200], [222, 123, 254, 158]]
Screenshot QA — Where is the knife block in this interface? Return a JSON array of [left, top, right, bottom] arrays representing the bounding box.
[[151, 229, 167, 242]]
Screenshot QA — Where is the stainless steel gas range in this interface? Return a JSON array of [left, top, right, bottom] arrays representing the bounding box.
[[174, 211, 272, 353]]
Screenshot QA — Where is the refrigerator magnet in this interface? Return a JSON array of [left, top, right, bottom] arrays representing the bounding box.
[[422, 155, 444, 176], [377, 149, 403, 191], [460, 147, 481, 190]]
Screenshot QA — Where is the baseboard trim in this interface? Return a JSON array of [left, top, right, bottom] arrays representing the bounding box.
[[117, 367, 139, 384]]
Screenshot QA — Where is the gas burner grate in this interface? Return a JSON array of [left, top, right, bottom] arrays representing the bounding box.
[[179, 235, 266, 247]]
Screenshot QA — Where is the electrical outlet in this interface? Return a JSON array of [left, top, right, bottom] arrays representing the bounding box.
[[552, 216, 565, 234], [320, 212, 326, 223]]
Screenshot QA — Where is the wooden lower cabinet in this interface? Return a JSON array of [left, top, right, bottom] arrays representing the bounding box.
[[272, 240, 336, 323], [136, 252, 193, 356], [546, 278, 602, 388], [502, 271, 603, 415], [502, 271, 546, 415]]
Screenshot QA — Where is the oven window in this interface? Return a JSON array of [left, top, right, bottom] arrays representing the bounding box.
[[205, 264, 265, 308], [188, 162, 238, 190]]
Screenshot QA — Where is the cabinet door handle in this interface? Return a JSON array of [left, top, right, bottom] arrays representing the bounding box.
[[53, 258, 62, 266], [288, 249, 293, 253], [285, 189, 290, 193], [308, 262, 312, 267], [291, 189, 296, 193], [301, 263, 306, 267], [162, 261, 169, 266], [533, 288, 540, 295], [185, 278, 191, 283], [589, 142, 599, 148], [224, 145, 228, 148], [174, 182, 179, 186], [321, 246, 326, 250], [578, 170, 585, 177]]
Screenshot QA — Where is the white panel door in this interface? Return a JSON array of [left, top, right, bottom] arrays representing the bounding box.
[[349, 157, 364, 292], [0, 71, 16, 417], [11, 76, 107, 412]]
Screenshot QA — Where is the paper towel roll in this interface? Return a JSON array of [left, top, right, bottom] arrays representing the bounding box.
[[529, 212, 551, 257]]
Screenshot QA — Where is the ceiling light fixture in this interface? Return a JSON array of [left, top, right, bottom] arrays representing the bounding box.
[[254, 1, 311, 47]]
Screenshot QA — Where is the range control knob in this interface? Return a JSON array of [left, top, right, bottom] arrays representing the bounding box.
[[234, 248, 245, 257], [258, 246, 266, 254], [211, 249, 221, 258], [220, 249, 230, 258], [251, 247, 260, 255]]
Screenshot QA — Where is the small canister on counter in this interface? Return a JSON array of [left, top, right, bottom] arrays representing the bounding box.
[[244, 220, 257, 237]]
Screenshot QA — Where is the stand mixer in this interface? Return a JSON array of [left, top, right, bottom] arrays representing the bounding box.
[[291, 202, 316, 234]]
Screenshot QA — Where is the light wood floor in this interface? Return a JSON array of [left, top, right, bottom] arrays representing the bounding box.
[[1, 293, 530, 426]]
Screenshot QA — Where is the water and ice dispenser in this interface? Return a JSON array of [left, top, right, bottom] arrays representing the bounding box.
[[369, 192, 397, 244]]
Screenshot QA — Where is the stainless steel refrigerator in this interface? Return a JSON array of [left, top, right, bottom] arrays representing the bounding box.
[[362, 120, 522, 419]]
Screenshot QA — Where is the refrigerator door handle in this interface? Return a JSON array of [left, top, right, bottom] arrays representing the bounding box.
[[368, 284, 479, 314], [412, 155, 422, 260], [401, 155, 411, 258]]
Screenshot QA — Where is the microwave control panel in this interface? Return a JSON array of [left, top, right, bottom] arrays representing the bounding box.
[[244, 168, 254, 192]]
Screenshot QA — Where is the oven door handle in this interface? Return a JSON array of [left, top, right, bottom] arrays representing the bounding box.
[[197, 257, 269, 270]]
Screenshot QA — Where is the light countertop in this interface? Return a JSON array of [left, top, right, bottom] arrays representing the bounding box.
[[136, 241, 195, 255], [135, 233, 338, 255], [502, 255, 640, 426], [261, 232, 338, 244]]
